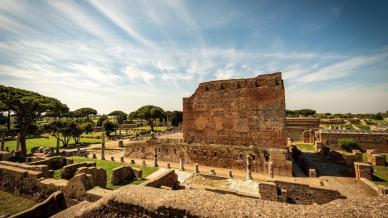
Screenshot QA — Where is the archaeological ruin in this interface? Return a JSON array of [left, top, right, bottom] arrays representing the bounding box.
[[316, 129, 388, 152], [286, 117, 320, 143], [125, 73, 293, 176]]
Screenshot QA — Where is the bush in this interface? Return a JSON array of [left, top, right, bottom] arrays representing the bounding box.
[[338, 138, 358, 152]]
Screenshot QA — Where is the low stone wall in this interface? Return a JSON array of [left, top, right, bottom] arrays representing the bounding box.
[[141, 169, 178, 189], [318, 131, 388, 153], [28, 156, 72, 170], [10, 191, 67, 218], [273, 180, 345, 205], [124, 139, 292, 176]]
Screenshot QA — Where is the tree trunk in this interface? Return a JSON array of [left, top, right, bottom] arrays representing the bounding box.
[[7, 110, 10, 132], [56, 137, 60, 154], [149, 118, 154, 132], [16, 132, 21, 152], [19, 130, 27, 157], [0, 131, 5, 151]]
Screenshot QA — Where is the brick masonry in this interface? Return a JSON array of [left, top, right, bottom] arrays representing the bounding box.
[[183, 72, 287, 147]]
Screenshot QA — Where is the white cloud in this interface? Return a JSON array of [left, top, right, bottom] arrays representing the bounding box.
[[298, 50, 388, 83], [286, 83, 388, 113], [123, 65, 155, 85]]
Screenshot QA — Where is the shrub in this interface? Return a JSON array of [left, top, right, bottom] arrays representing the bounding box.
[[338, 138, 358, 152]]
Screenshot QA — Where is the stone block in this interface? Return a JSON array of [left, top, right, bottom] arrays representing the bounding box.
[[112, 166, 133, 185], [308, 168, 317, 177], [75, 166, 107, 188], [61, 161, 96, 180], [63, 173, 94, 200], [141, 169, 178, 189], [352, 150, 363, 162], [371, 154, 385, 166], [354, 162, 373, 180], [132, 167, 142, 179], [0, 151, 12, 161], [258, 182, 278, 201], [367, 149, 377, 163]]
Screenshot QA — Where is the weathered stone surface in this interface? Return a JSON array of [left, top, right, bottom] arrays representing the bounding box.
[[371, 154, 385, 166], [132, 167, 142, 179], [141, 169, 178, 189], [28, 156, 70, 170], [354, 162, 373, 180], [61, 161, 96, 180], [125, 139, 292, 176], [286, 118, 320, 142], [0, 151, 12, 161], [68, 185, 388, 218], [183, 72, 287, 147], [317, 130, 388, 152], [111, 166, 133, 185], [10, 191, 67, 218], [258, 182, 278, 201], [75, 167, 107, 188], [63, 173, 94, 200]]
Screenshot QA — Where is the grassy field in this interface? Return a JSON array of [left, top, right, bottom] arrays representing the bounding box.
[[295, 143, 315, 151], [0, 190, 36, 216], [53, 156, 158, 189], [4, 135, 101, 154]]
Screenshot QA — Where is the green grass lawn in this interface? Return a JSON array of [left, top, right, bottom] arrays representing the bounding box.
[[0, 190, 36, 216], [4, 136, 101, 154], [295, 143, 315, 151], [54, 156, 158, 190]]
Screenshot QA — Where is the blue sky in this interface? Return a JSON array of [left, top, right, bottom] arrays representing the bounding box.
[[0, 0, 387, 114]]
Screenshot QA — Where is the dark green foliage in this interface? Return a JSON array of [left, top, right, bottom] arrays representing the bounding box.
[[108, 110, 127, 124], [132, 105, 165, 132], [74, 107, 97, 119], [338, 138, 358, 152], [286, 109, 316, 117], [0, 85, 68, 156], [97, 115, 108, 127], [372, 113, 383, 120], [103, 121, 117, 136], [170, 111, 183, 126]]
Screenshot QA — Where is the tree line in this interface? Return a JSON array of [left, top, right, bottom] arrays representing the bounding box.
[[0, 85, 182, 157]]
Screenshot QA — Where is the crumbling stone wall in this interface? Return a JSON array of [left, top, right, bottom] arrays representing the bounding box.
[[286, 118, 320, 142], [124, 139, 292, 176], [183, 72, 287, 147], [316, 130, 388, 152], [273, 180, 345, 205]]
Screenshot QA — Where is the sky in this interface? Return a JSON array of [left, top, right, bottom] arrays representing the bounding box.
[[0, 0, 387, 114]]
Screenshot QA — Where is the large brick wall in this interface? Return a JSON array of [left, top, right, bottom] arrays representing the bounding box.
[[183, 72, 287, 147]]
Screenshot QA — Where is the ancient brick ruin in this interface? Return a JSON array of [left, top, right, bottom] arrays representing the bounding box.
[[286, 118, 320, 143], [125, 73, 292, 176], [183, 72, 287, 147], [316, 129, 388, 152]]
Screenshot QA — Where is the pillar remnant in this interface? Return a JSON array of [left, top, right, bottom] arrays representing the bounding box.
[[153, 148, 158, 167], [131, 159, 135, 164], [195, 163, 199, 174], [179, 158, 185, 171], [228, 170, 233, 179], [101, 130, 106, 160], [120, 156, 124, 162], [268, 161, 274, 178], [246, 155, 253, 180], [166, 162, 171, 169]]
